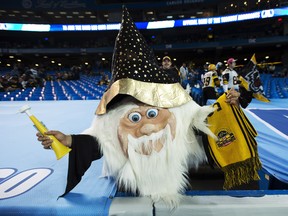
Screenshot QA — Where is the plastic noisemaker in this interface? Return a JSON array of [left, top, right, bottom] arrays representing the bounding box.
[[19, 105, 71, 160]]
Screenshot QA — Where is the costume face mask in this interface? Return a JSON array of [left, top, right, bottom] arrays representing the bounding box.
[[117, 103, 176, 156]]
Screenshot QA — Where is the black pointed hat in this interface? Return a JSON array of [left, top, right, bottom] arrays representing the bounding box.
[[96, 6, 191, 115]]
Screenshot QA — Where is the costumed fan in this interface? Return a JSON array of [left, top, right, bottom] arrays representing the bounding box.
[[36, 6, 261, 208]]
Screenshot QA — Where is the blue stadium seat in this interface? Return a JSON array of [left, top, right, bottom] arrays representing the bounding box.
[[29, 95, 41, 101], [44, 95, 56, 100], [1, 97, 12, 101], [57, 95, 68, 100], [70, 95, 82, 100]]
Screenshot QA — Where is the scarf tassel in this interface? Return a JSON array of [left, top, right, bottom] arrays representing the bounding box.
[[222, 157, 262, 190]]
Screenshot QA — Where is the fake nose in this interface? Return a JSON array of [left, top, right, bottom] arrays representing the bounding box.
[[140, 124, 158, 136]]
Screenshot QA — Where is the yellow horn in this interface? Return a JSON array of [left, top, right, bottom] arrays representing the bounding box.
[[19, 105, 71, 160], [49, 135, 71, 160]]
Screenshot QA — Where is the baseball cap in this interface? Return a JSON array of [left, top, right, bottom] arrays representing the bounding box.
[[227, 58, 237, 65], [162, 56, 171, 61]]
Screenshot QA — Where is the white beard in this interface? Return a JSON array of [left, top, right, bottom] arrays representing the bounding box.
[[118, 125, 187, 207], [82, 99, 215, 208]]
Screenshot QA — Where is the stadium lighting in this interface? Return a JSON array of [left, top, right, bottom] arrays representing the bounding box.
[[0, 7, 287, 32]]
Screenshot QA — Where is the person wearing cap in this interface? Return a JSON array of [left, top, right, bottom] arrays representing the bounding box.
[[162, 55, 171, 64], [215, 62, 224, 78], [222, 58, 239, 92], [161, 56, 181, 83], [222, 58, 253, 108], [202, 64, 221, 105]]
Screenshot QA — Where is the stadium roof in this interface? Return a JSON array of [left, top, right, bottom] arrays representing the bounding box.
[[0, 0, 283, 24]]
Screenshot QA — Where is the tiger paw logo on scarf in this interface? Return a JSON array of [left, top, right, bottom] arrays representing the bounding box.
[[215, 129, 235, 147]]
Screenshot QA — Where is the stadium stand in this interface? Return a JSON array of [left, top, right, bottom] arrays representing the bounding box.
[[0, 75, 107, 101], [1, 73, 287, 107], [1, 0, 288, 215]]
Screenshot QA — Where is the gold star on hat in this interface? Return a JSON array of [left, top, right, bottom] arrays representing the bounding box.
[[96, 6, 191, 115]]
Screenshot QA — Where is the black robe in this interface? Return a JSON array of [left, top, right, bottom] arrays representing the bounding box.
[[60, 134, 102, 197]]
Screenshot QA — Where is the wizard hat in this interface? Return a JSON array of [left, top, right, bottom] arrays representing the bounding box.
[[96, 6, 191, 115]]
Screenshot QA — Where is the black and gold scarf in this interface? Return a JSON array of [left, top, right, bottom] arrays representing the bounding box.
[[207, 94, 262, 189]]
